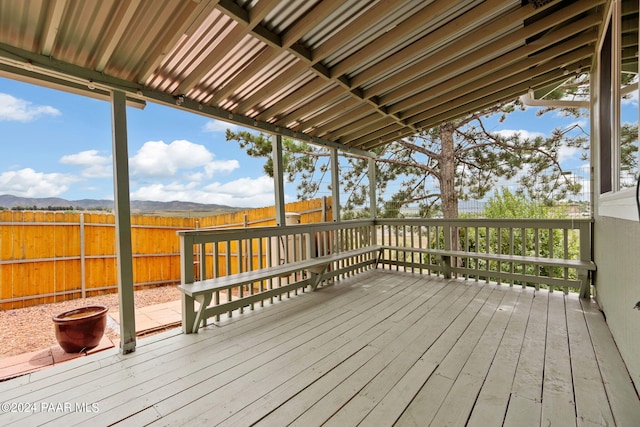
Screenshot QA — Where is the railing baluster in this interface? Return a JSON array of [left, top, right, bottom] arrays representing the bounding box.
[[226, 240, 232, 317], [248, 237, 255, 308], [510, 227, 517, 287], [474, 226, 479, 282], [259, 237, 265, 307], [548, 227, 554, 293], [238, 238, 244, 312], [534, 228, 540, 280], [485, 226, 490, 283], [497, 226, 502, 285]]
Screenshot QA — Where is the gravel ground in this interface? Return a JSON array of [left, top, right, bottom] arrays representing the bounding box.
[[0, 286, 181, 358]]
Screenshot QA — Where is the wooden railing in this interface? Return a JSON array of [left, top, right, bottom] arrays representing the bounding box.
[[177, 218, 595, 324], [177, 220, 378, 319], [376, 218, 595, 295]]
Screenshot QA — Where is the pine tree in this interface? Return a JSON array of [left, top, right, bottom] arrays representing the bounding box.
[[227, 99, 587, 219]]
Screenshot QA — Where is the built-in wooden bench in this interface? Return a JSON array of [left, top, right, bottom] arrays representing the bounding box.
[[179, 245, 383, 333], [383, 245, 596, 295]]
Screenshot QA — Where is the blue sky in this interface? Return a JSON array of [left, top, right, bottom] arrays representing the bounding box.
[[0, 76, 596, 207], [0, 77, 279, 207]]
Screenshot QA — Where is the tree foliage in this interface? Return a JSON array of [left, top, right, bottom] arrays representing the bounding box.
[[482, 188, 550, 219], [460, 189, 580, 286], [539, 74, 638, 186]]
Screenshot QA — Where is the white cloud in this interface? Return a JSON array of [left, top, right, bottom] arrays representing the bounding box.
[[129, 139, 215, 177], [204, 160, 240, 176], [203, 119, 239, 133], [203, 176, 275, 196], [0, 168, 78, 197], [0, 93, 61, 122], [558, 145, 581, 165], [60, 150, 112, 178], [130, 139, 239, 179], [494, 129, 545, 140], [130, 175, 277, 207], [622, 85, 638, 106]]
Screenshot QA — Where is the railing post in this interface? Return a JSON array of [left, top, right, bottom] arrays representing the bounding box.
[[442, 221, 452, 279], [196, 220, 206, 281], [180, 234, 196, 333], [579, 220, 592, 298]]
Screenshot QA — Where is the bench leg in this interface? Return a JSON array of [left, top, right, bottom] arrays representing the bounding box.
[[193, 294, 212, 333], [182, 294, 197, 334], [374, 248, 383, 269], [578, 270, 590, 298], [309, 264, 330, 291], [182, 293, 213, 333], [438, 255, 452, 279]]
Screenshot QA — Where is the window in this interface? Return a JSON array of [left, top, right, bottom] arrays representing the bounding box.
[[599, 0, 638, 195], [619, 0, 638, 189]]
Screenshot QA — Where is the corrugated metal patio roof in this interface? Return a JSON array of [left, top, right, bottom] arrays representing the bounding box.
[[0, 0, 610, 155]]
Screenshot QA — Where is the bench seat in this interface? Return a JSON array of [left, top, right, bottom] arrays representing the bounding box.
[[384, 246, 596, 270], [179, 245, 383, 333], [383, 245, 596, 296]]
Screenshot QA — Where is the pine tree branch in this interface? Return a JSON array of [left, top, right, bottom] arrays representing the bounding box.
[[395, 139, 440, 159], [377, 155, 441, 178]]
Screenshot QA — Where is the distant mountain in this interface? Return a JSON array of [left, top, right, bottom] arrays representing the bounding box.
[[0, 194, 242, 214]]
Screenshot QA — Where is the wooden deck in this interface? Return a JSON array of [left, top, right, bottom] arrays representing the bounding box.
[[1, 270, 639, 426]]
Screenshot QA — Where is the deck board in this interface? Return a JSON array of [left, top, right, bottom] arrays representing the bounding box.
[[429, 287, 519, 426], [0, 270, 638, 426], [541, 286, 577, 426], [566, 294, 616, 427], [466, 287, 534, 427]]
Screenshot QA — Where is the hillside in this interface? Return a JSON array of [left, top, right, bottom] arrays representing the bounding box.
[[0, 194, 243, 216]]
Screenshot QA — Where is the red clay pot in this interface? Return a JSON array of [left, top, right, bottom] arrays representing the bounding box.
[[52, 305, 108, 353]]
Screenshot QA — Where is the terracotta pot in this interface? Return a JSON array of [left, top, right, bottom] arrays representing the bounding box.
[[52, 305, 108, 353]]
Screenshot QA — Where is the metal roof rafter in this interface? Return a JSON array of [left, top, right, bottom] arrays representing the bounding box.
[[213, 0, 418, 136], [337, 31, 597, 145]]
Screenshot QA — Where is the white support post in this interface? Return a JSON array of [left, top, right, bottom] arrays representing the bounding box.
[[111, 90, 136, 354], [272, 134, 286, 226], [331, 148, 340, 222]]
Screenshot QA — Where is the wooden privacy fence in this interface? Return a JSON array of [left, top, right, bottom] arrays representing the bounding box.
[[0, 197, 331, 310]]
